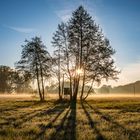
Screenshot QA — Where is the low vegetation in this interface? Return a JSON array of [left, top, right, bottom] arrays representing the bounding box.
[[0, 95, 140, 140]]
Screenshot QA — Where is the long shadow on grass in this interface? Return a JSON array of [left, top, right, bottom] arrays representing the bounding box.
[[48, 100, 76, 140], [0, 100, 70, 138], [81, 101, 106, 140], [85, 101, 138, 139], [0, 101, 49, 126], [0, 100, 42, 112], [0, 100, 69, 128], [34, 100, 70, 140], [64, 101, 77, 140], [48, 108, 70, 140], [13, 100, 70, 128]]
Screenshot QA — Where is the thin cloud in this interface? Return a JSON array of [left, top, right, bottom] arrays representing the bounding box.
[[55, 0, 102, 23], [4, 25, 35, 33], [55, 9, 72, 22]]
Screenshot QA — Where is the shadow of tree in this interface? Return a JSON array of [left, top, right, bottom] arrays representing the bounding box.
[[0, 101, 49, 127], [81, 101, 106, 140], [16, 101, 69, 127], [33, 101, 70, 139], [48, 108, 70, 140], [63, 101, 77, 140], [0, 100, 69, 129], [85, 101, 138, 139], [0, 100, 42, 112], [44, 100, 77, 140]]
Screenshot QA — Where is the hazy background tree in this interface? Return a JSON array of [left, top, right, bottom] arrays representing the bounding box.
[[16, 37, 52, 101], [12, 70, 32, 93], [0, 65, 32, 93], [0, 65, 14, 93]]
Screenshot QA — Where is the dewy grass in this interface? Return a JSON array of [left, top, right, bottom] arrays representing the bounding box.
[[0, 96, 140, 140]]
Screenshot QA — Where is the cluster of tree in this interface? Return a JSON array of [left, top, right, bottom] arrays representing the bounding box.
[[15, 6, 119, 102], [51, 6, 119, 101], [15, 37, 52, 101], [0, 65, 32, 93]]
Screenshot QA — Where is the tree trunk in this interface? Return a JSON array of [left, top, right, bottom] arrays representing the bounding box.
[[58, 75, 62, 100], [69, 76, 72, 101], [72, 76, 80, 101], [37, 52, 45, 101], [62, 74, 64, 98], [83, 79, 94, 100], [36, 66, 43, 101], [40, 72, 45, 101], [80, 67, 86, 100], [58, 47, 62, 100]]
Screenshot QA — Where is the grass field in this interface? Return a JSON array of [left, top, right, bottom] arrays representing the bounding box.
[[0, 94, 140, 140]]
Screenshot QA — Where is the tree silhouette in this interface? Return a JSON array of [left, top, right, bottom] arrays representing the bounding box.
[[52, 22, 68, 100], [52, 6, 119, 101], [16, 37, 52, 101]]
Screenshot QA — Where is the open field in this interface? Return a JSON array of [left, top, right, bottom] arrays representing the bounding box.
[[0, 94, 140, 140]]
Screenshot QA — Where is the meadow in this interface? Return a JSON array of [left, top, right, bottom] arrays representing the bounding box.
[[0, 94, 140, 140]]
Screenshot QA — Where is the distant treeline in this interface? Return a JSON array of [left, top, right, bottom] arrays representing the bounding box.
[[97, 81, 140, 94], [0, 65, 33, 93]]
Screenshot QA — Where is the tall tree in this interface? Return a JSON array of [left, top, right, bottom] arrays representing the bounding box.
[[52, 6, 119, 101], [68, 6, 119, 100], [52, 22, 70, 100], [16, 37, 52, 101]]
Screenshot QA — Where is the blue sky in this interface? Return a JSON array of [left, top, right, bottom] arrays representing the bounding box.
[[0, 0, 140, 85]]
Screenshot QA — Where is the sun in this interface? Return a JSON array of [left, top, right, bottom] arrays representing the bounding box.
[[76, 68, 83, 75]]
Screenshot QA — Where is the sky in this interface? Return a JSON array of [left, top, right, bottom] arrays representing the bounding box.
[[0, 0, 140, 86]]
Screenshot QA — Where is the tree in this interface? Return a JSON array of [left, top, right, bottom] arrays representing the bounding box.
[[52, 22, 70, 100], [13, 70, 32, 93], [0, 65, 14, 93], [68, 6, 119, 101], [0, 65, 32, 93], [16, 37, 52, 101], [52, 6, 119, 101]]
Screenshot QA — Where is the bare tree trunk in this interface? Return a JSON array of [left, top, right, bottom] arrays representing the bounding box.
[[40, 72, 45, 101], [36, 65, 43, 101], [37, 53, 45, 101], [62, 74, 64, 98], [83, 79, 94, 100], [37, 78, 43, 101], [73, 76, 80, 101], [69, 76, 72, 101], [58, 47, 62, 100], [80, 67, 86, 100], [58, 74, 62, 100]]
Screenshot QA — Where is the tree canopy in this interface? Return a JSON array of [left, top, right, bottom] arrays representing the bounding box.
[[16, 37, 52, 101], [52, 6, 119, 101]]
